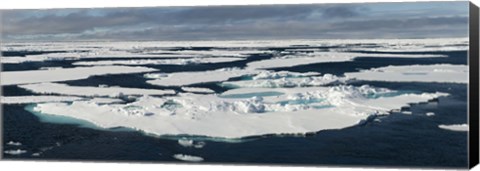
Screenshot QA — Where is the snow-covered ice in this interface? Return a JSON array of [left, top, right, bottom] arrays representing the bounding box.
[[1, 66, 157, 85], [19, 82, 175, 97], [173, 154, 204, 162], [247, 52, 447, 70], [31, 85, 447, 138], [146, 68, 258, 86], [438, 124, 468, 132], [345, 64, 468, 83], [4, 149, 27, 155], [181, 87, 215, 94], [222, 74, 345, 88], [178, 138, 206, 148], [72, 57, 244, 66], [1, 96, 84, 104], [6, 141, 22, 146]]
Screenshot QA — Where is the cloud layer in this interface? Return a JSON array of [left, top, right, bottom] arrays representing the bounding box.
[[1, 1, 469, 41]]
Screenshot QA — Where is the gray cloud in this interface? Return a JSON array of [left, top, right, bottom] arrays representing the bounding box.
[[321, 6, 365, 18], [1, 2, 469, 41]]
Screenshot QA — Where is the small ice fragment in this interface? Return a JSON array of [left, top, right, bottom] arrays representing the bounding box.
[[177, 138, 206, 148], [438, 124, 468, 132], [173, 154, 204, 162], [194, 142, 206, 149], [32, 153, 41, 156], [7, 141, 22, 146], [426, 112, 435, 116], [401, 111, 412, 115], [178, 138, 194, 147], [4, 149, 27, 155]]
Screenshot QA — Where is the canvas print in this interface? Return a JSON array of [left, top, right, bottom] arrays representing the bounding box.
[[0, 1, 475, 169]]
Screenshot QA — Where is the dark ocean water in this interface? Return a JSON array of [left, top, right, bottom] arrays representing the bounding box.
[[1, 48, 468, 168]]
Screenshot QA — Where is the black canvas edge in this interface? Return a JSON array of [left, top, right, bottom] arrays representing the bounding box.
[[0, 9, 4, 160], [469, 1, 480, 169]]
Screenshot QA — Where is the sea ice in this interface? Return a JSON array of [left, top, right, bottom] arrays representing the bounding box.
[[251, 70, 321, 80], [222, 74, 345, 88], [146, 68, 259, 86], [438, 124, 468, 132], [6, 141, 22, 146], [1, 66, 157, 85], [1, 96, 84, 104], [246, 52, 446, 70], [172, 154, 204, 162], [177, 138, 206, 148], [345, 64, 468, 83], [72, 57, 244, 66], [31, 85, 447, 138], [181, 87, 215, 94], [4, 149, 27, 155], [19, 82, 176, 97]]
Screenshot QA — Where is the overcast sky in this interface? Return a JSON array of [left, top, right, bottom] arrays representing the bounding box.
[[1, 1, 469, 41]]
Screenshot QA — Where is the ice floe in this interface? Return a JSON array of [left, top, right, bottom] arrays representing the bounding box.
[[6, 141, 22, 146], [31, 85, 447, 138], [2, 38, 464, 65], [72, 57, 244, 66], [146, 68, 258, 86], [88, 98, 124, 104], [222, 74, 345, 88], [173, 154, 204, 162], [4, 149, 27, 155], [438, 124, 468, 132], [251, 71, 321, 80], [1, 66, 157, 86], [345, 64, 468, 83], [246, 52, 446, 70], [19, 82, 175, 97], [1, 96, 84, 104], [178, 138, 206, 148], [181, 87, 215, 94]]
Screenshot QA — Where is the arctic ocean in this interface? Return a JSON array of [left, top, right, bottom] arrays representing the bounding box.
[[2, 38, 468, 167]]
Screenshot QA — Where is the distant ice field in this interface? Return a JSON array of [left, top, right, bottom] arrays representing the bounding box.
[[1, 38, 469, 166]]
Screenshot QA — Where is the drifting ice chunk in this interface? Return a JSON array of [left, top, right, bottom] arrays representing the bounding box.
[[6, 141, 22, 146], [438, 124, 468, 132], [177, 138, 206, 148], [73, 57, 244, 66], [178, 138, 194, 147], [1, 66, 157, 86], [19, 82, 175, 97], [146, 68, 258, 86], [173, 154, 204, 162], [247, 52, 446, 70], [251, 71, 321, 80], [222, 74, 345, 88], [181, 87, 215, 94], [426, 112, 435, 116], [1, 96, 84, 104], [4, 149, 27, 155], [345, 64, 468, 83]]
